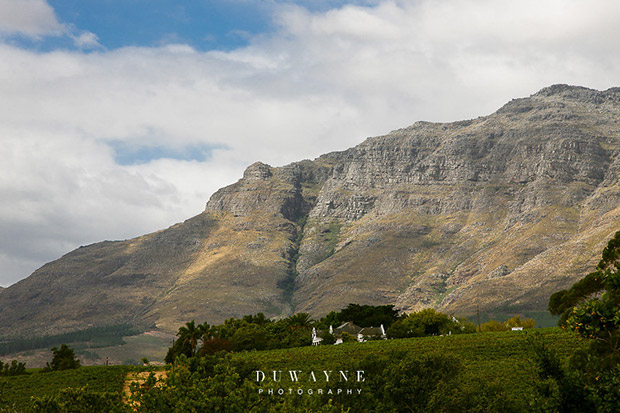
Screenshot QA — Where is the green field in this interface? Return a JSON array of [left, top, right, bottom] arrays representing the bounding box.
[[234, 327, 582, 394], [0, 328, 583, 411], [0, 365, 131, 411]]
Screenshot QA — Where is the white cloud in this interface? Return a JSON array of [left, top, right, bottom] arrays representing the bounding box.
[[0, 0, 63, 38], [71, 31, 101, 49], [2, 0, 620, 286]]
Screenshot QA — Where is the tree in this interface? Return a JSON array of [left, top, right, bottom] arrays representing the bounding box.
[[505, 315, 536, 329], [337, 304, 401, 328], [167, 320, 211, 363], [0, 360, 26, 376], [478, 319, 508, 332], [528, 333, 596, 412], [197, 321, 211, 348], [316, 311, 339, 330], [321, 332, 336, 345], [387, 309, 461, 338], [242, 313, 269, 326], [44, 344, 80, 371], [549, 230, 620, 357], [177, 320, 209, 357], [200, 337, 233, 356], [286, 313, 311, 328], [543, 231, 620, 410], [353, 353, 464, 412], [230, 323, 271, 351], [340, 332, 357, 343]]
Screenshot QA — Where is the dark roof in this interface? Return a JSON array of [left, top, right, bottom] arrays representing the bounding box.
[[358, 327, 383, 336], [315, 322, 384, 339], [335, 322, 362, 336]]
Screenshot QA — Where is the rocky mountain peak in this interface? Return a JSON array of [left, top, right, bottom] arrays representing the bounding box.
[[3, 85, 620, 339], [533, 84, 620, 104], [534, 83, 593, 97], [243, 161, 273, 181]]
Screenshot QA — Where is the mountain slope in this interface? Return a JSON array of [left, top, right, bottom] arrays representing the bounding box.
[[2, 84, 620, 337]]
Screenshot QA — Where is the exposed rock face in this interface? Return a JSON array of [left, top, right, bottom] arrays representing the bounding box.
[[2, 84, 620, 337]]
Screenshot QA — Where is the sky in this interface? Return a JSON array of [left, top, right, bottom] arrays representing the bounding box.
[[1, 0, 620, 287]]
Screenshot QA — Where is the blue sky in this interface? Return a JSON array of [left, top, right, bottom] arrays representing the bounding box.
[[1, 0, 620, 286], [48, 0, 274, 51], [14, 0, 378, 51]]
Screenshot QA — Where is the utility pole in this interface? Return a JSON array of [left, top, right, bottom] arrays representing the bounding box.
[[476, 304, 481, 331]]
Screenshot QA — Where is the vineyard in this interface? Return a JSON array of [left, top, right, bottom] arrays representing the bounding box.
[[0, 365, 131, 411], [234, 327, 583, 395], [0, 327, 583, 411]]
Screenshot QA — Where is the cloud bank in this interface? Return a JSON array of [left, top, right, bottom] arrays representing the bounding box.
[[1, 0, 620, 286], [0, 0, 62, 38]]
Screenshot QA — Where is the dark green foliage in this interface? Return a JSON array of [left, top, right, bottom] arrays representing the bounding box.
[[0, 360, 26, 376], [319, 303, 400, 329], [429, 378, 523, 412], [286, 312, 311, 327], [588, 365, 620, 412], [287, 214, 307, 278], [548, 271, 604, 323], [200, 337, 233, 356], [356, 353, 462, 412], [178, 320, 209, 356], [165, 307, 470, 370], [386, 308, 471, 338], [166, 313, 313, 362], [549, 230, 620, 326], [133, 329, 581, 412], [478, 315, 536, 332], [0, 378, 7, 411], [529, 333, 595, 412], [230, 323, 272, 351], [543, 230, 620, 412], [314, 311, 339, 330], [1, 329, 585, 412], [0, 365, 130, 411], [129, 355, 270, 412], [242, 313, 269, 326], [320, 332, 336, 345], [549, 230, 620, 355], [44, 344, 81, 371], [164, 348, 174, 365], [30, 385, 129, 412], [0, 324, 140, 356], [478, 319, 509, 332], [340, 332, 357, 343], [166, 320, 210, 363]]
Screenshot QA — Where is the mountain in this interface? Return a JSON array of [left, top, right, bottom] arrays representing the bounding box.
[[2, 84, 620, 338]]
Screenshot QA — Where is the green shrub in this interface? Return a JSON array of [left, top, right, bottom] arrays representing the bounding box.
[[0, 360, 26, 376], [30, 385, 129, 412], [43, 344, 81, 372]]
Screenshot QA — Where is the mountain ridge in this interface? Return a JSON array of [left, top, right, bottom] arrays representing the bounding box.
[[2, 84, 620, 338]]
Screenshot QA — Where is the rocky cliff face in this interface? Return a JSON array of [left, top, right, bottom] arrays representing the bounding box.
[[2, 84, 620, 337]]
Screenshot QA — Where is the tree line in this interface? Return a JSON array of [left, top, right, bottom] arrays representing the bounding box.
[[166, 302, 538, 362], [0, 324, 140, 356]]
